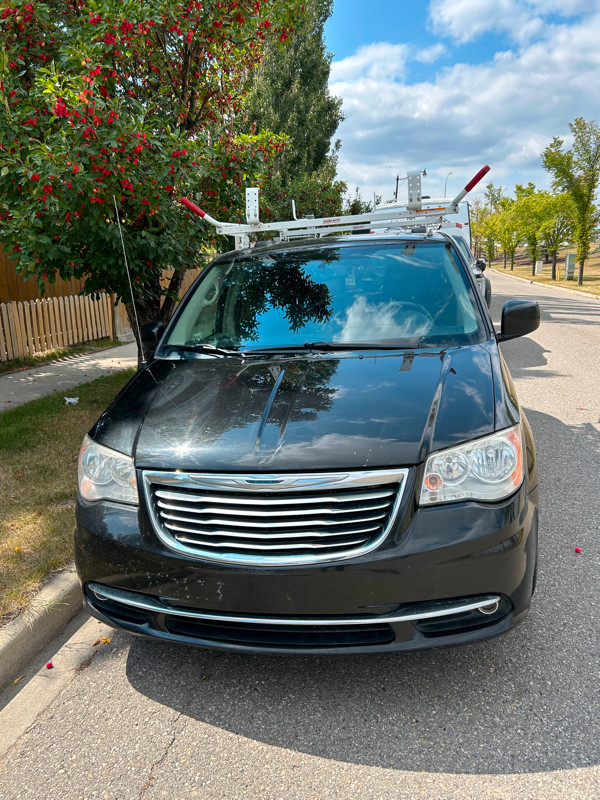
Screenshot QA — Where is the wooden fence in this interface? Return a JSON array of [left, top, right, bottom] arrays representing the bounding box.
[[0, 243, 87, 304], [0, 293, 114, 362]]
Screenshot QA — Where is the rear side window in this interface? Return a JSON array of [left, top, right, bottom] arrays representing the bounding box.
[[164, 242, 485, 351]]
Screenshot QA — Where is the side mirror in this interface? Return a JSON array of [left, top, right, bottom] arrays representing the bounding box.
[[475, 257, 486, 272], [496, 300, 540, 342], [140, 320, 166, 361]]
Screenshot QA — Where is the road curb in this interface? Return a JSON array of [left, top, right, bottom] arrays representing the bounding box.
[[0, 565, 83, 692], [490, 269, 600, 300]]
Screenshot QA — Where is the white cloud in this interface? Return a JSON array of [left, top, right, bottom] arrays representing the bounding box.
[[415, 44, 447, 63], [429, 0, 600, 44], [334, 297, 433, 342], [330, 14, 600, 201], [330, 41, 447, 85], [429, 0, 544, 44], [330, 43, 410, 83]]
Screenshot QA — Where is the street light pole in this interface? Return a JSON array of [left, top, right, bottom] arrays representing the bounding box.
[[444, 171, 453, 197]]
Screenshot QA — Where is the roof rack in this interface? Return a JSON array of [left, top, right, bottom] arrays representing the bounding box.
[[180, 165, 490, 250]]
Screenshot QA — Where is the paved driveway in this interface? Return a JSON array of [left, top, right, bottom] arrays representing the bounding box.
[[0, 271, 598, 799]]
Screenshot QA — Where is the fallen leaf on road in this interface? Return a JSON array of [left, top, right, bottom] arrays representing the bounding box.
[[92, 637, 111, 646], [13, 675, 25, 685]]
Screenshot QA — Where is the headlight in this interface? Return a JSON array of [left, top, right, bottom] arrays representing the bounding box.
[[78, 435, 138, 505], [419, 424, 523, 505]]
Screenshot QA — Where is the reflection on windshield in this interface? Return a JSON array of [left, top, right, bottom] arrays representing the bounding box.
[[164, 242, 483, 353], [335, 297, 433, 342], [226, 251, 334, 343]]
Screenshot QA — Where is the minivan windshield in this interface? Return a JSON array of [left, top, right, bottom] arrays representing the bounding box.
[[162, 242, 486, 354]]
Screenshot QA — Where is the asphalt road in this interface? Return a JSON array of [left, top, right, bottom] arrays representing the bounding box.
[[0, 270, 598, 800]]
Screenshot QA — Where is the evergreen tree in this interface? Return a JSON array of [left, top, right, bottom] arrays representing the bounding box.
[[242, 0, 343, 186]]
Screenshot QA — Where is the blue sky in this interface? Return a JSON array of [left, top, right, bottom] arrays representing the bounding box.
[[323, 0, 600, 204]]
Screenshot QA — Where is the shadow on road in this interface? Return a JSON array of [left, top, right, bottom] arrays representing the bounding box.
[[498, 336, 558, 381], [535, 296, 600, 325], [125, 409, 599, 776], [490, 280, 600, 328]]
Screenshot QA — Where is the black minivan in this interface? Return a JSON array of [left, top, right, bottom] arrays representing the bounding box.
[[75, 234, 540, 653]]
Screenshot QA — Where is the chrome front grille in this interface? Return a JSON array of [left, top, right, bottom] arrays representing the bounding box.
[[143, 469, 408, 566]]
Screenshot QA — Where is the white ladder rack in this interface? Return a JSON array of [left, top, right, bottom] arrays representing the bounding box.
[[180, 165, 490, 250]]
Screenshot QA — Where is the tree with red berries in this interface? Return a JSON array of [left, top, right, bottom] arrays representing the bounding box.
[[0, 0, 306, 357]]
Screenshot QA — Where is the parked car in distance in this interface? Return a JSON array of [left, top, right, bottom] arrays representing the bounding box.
[[76, 232, 540, 654]]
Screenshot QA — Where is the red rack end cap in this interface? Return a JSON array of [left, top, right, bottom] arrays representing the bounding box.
[[180, 197, 206, 218], [464, 165, 490, 193]]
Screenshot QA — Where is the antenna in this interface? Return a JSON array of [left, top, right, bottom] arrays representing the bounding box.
[[112, 195, 144, 360]]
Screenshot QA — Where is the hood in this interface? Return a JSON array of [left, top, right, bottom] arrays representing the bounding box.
[[91, 345, 500, 472]]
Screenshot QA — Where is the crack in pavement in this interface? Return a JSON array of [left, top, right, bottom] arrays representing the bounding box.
[[138, 711, 185, 798]]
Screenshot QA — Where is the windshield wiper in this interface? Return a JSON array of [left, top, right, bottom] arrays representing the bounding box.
[[238, 345, 317, 356], [163, 343, 240, 357], [240, 341, 422, 355], [301, 341, 421, 351]]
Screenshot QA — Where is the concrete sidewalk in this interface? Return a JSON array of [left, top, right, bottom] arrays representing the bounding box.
[[0, 341, 138, 409], [0, 341, 138, 692]]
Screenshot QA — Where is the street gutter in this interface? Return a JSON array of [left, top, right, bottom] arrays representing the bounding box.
[[0, 565, 83, 692]]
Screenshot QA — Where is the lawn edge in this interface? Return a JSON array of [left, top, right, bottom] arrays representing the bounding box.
[[490, 268, 600, 300], [0, 564, 83, 692]]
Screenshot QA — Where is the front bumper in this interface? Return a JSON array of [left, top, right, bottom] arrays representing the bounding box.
[[75, 481, 538, 654]]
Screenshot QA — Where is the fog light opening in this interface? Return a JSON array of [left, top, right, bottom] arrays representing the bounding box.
[[478, 600, 500, 616]]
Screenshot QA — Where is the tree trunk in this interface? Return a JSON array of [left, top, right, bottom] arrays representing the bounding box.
[[125, 297, 161, 369], [503, 251, 507, 269], [530, 244, 538, 276], [124, 269, 189, 368], [160, 268, 187, 322], [551, 250, 557, 281], [125, 303, 144, 370], [578, 258, 585, 285]]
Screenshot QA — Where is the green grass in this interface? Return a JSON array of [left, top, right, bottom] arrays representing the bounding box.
[[0, 368, 136, 625], [491, 246, 600, 297], [0, 338, 122, 376]]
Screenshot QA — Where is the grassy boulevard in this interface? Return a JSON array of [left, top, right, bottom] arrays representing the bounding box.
[[489, 246, 600, 296], [0, 368, 135, 625]]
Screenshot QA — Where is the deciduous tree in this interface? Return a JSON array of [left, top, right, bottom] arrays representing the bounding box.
[[542, 117, 600, 285], [514, 184, 546, 274], [0, 0, 305, 361], [495, 200, 520, 271], [538, 192, 575, 280]]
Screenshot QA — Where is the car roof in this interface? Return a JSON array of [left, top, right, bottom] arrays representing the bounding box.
[[216, 232, 452, 261]]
